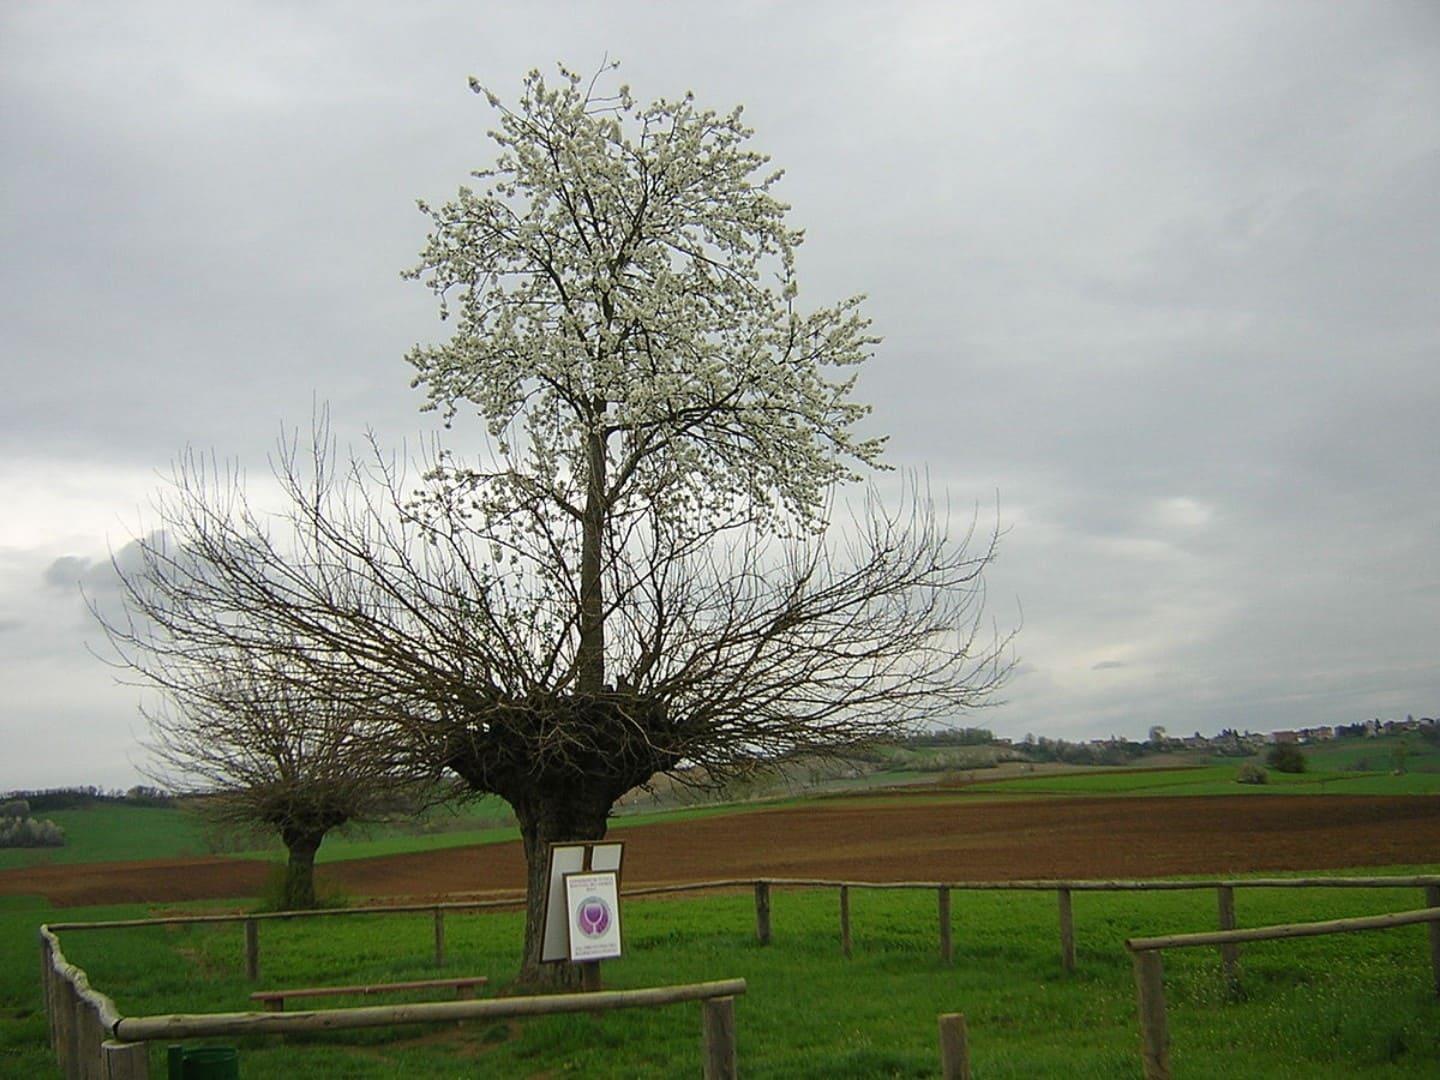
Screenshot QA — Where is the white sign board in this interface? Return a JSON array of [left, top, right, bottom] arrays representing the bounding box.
[[541, 842, 623, 962], [564, 871, 623, 961]]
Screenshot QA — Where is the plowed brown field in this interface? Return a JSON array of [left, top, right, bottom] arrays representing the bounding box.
[[5, 794, 1438, 907]]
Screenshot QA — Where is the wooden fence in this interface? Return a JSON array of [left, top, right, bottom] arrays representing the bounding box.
[[40, 873, 1440, 1076], [40, 921, 744, 1080], [734, 874, 1440, 980], [1125, 901, 1440, 1080], [49, 873, 1440, 983]]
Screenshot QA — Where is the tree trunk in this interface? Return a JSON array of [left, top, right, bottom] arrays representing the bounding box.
[[511, 783, 614, 989], [577, 419, 607, 695], [280, 831, 324, 911]]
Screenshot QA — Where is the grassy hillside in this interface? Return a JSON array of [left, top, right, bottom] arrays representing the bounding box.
[[0, 805, 209, 870], [0, 799, 522, 872], [961, 737, 1440, 798], [0, 795, 807, 875], [7, 739, 1437, 874]]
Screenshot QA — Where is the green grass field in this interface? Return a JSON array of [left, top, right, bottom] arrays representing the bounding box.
[[7, 745, 1440, 1075], [8, 869, 1440, 1077]]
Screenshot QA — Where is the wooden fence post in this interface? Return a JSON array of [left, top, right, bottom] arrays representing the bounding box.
[[938, 887, 953, 965], [79, 995, 106, 1080], [1132, 950, 1171, 1080], [1217, 885, 1240, 996], [839, 886, 852, 958], [38, 932, 56, 1055], [753, 882, 771, 946], [433, 907, 446, 968], [1057, 887, 1075, 973], [55, 976, 77, 1080], [701, 995, 737, 1080], [101, 1040, 149, 1080], [1425, 885, 1440, 996], [244, 918, 260, 982], [937, 1012, 970, 1080]]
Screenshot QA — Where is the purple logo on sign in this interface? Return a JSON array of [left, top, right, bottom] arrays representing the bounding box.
[[576, 896, 611, 938]]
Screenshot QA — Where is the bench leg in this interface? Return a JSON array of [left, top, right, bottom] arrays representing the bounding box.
[[265, 998, 284, 1012], [455, 984, 475, 1000]]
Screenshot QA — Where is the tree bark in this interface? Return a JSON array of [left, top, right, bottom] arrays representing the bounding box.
[[577, 420, 608, 695], [280, 830, 325, 910], [512, 783, 614, 989]]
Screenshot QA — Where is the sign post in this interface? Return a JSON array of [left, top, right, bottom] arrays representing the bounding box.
[[540, 842, 624, 988]]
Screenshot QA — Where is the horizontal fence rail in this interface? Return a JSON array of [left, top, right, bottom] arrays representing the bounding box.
[[46, 873, 1440, 932], [111, 978, 747, 1041], [1127, 905, 1440, 952], [1126, 905, 1440, 1080]]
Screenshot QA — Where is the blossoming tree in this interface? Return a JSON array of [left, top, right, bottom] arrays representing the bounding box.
[[401, 65, 1010, 983], [104, 65, 1011, 986]]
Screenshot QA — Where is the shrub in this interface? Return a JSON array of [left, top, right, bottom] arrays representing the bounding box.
[[1236, 763, 1268, 785], [1266, 742, 1307, 774], [0, 799, 30, 819], [0, 816, 66, 848]]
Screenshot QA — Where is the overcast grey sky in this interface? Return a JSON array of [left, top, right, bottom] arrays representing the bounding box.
[[3, 1, 1438, 790]]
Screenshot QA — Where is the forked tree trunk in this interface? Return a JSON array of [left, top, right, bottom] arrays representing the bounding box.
[[280, 830, 325, 911]]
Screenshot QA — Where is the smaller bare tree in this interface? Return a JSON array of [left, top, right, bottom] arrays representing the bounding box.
[[134, 646, 434, 910]]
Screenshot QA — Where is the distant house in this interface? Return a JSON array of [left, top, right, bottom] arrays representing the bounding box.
[[1269, 730, 1299, 744]]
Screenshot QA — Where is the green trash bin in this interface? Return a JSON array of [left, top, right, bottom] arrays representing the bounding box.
[[167, 1044, 239, 1079]]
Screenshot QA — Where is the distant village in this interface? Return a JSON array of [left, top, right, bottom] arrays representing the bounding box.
[[1004, 715, 1440, 761], [1136, 714, 1440, 753], [902, 714, 1440, 768]]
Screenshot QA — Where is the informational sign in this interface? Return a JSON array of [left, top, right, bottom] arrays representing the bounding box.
[[564, 871, 623, 961], [541, 842, 623, 962]]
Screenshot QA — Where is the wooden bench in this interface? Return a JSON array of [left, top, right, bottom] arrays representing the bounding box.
[[249, 975, 487, 1012]]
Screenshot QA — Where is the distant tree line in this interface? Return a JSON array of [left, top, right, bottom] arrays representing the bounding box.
[[2, 785, 174, 812], [900, 728, 996, 748], [1023, 736, 1146, 766]]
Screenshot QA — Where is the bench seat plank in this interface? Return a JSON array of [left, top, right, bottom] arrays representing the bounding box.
[[250, 976, 486, 1012]]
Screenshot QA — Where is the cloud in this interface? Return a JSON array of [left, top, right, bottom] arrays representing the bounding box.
[[42, 537, 157, 598], [2, 1, 1439, 786]]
